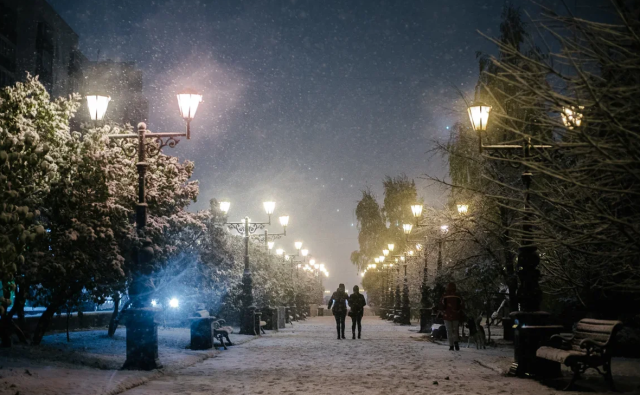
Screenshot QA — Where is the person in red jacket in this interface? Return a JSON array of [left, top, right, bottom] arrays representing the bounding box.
[[439, 282, 464, 351]]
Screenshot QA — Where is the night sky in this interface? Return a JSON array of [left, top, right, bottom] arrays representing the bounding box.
[[47, 0, 577, 291]]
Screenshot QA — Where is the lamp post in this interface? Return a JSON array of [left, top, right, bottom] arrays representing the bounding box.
[[406, 205, 452, 332], [86, 90, 202, 370], [400, 252, 412, 325], [285, 242, 309, 320], [393, 260, 402, 321], [467, 101, 561, 376], [218, 201, 289, 335]]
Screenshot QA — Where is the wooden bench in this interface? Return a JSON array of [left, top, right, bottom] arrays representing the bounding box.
[[536, 318, 623, 390]]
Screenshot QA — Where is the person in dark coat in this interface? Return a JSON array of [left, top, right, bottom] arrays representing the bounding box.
[[327, 283, 349, 339], [439, 282, 464, 351], [348, 285, 366, 339]]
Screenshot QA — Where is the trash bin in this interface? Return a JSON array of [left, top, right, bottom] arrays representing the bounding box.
[[262, 307, 278, 331]]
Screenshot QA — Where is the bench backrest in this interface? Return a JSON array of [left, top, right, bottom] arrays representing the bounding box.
[[571, 318, 623, 352]]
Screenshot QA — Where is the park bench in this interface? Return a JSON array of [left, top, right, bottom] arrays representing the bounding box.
[[536, 318, 623, 390], [213, 318, 234, 350]]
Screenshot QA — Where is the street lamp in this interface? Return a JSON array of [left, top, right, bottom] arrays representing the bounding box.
[[388, 243, 395, 252], [456, 204, 469, 215], [86, 94, 111, 122], [382, 249, 389, 257], [222, 202, 288, 335], [467, 100, 556, 375], [400, 252, 412, 325], [411, 204, 423, 222], [561, 106, 584, 129], [267, 241, 275, 253], [402, 223, 413, 235], [86, 89, 202, 370], [222, 202, 289, 253]]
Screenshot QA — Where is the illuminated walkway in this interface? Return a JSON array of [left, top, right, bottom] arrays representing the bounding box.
[[121, 316, 611, 395]]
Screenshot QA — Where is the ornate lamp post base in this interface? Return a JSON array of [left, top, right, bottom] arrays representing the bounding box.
[[508, 246, 562, 378], [122, 308, 162, 370], [239, 270, 257, 335], [509, 311, 563, 378]]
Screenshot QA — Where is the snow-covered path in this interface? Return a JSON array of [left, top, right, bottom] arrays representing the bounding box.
[[120, 316, 563, 395]]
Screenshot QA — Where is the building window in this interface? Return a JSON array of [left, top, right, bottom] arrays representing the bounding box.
[[36, 21, 54, 90], [0, 4, 17, 45], [0, 69, 14, 88]]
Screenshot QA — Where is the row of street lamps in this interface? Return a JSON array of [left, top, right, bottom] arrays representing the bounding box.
[[85, 91, 328, 369], [217, 201, 328, 334]]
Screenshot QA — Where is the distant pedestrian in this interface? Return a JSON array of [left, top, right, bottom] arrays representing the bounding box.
[[348, 285, 366, 339], [328, 283, 349, 339], [439, 282, 464, 351]]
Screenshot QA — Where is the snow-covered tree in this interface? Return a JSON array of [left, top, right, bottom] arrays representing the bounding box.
[[0, 76, 77, 345]]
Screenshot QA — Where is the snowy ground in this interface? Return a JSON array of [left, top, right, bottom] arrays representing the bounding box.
[[0, 326, 250, 395], [119, 317, 639, 395], [1, 317, 638, 395]]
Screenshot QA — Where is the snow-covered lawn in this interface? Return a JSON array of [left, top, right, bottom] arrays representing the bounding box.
[[0, 326, 252, 395]]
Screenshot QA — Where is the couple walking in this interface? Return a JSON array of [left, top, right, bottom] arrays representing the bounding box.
[[327, 283, 366, 339]]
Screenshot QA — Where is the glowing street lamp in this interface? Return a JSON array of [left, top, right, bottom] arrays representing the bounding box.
[[276, 248, 284, 256], [411, 204, 423, 219], [388, 243, 395, 252], [176, 89, 203, 138], [457, 204, 469, 215], [374, 258, 380, 264], [169, 298, 179, 308], [86, 94, 111, 122], [263, 201, 276, 216], [268, 241, 275, 251], [440, 225, 449, 234], [382, 249, 389, 257], [467, 101, 492, 132], [86, 88, 202, 370], [403, 223, 413, 235], [379, 255, 385, 263], [561, 106, 584, 129], [295, 241, 303, 250], [301, 249, 309, 257], [219, 201, 230, 215]]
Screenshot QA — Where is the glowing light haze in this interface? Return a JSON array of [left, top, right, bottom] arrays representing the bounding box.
[[49, 0, 546, 291]]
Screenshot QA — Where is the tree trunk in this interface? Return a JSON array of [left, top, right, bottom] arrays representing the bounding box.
[[0, 287, 15, 347], [107, 294, 120, 337], [0, 313, 12, 347], [486, 305, 492, 343], [13, 284, 27, 340], [66, 307, 71, 342], [32, 294, 65, 345]]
